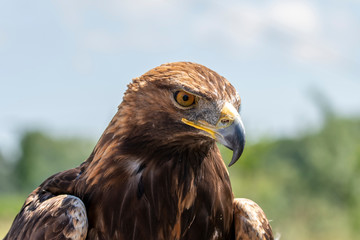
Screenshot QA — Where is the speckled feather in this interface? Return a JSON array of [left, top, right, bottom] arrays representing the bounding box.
[[233, 198, 273, 240], [4, 62, 273, 240], [5, 191, 88, 240]]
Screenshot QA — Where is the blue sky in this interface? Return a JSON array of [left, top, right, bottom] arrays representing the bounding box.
[[1, 0, 359, 155]]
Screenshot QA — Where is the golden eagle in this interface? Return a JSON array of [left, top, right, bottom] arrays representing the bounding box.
[[5, 62, 273, 240]]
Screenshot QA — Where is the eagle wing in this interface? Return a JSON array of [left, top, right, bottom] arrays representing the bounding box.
[[4, 192, 88, 240], [233, 198, 274, 240]]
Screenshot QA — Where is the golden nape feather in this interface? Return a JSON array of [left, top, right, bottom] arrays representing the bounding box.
[[5, 62, 274, 240]]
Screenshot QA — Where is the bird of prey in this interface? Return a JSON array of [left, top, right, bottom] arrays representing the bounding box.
[[5, 62, 273, 240]]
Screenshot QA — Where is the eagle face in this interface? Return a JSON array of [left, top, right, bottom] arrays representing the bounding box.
[[121, 62, 245, 166]]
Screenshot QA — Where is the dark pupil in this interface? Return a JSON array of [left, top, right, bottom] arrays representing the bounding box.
[[182, 95, 189, 101]]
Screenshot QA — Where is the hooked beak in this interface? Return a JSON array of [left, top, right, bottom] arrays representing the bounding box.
[[182, 102, 245, 166]]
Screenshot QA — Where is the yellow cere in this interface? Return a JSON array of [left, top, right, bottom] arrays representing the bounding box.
[[220, 102, 240, 120]]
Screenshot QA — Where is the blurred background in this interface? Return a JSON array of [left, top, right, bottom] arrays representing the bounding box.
[[1, 0, 359, 239]]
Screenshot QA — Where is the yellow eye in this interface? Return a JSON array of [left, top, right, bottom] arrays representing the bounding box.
[[174, 91, 196, 107]]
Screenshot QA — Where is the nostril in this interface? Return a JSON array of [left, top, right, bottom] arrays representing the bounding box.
[[217, 118, 232, 128], [221, 119, 230, 125]]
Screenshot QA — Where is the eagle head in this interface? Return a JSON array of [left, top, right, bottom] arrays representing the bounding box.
[[117, 62, 245, 166]]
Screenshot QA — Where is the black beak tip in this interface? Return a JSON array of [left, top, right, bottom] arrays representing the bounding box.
[[227, 142, 244, 167], [226, 119, 245, 167]]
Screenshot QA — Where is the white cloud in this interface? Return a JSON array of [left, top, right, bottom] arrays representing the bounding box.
[[192, 1, 322, 46], [192, 3, 265, 48], [101, 0, 183, 20], [191, 0, 357, 64], [54, 0, 190, 53], [268, 1, 320, 36], [53, 0, 358, 66], [264, 1, 346, 63], [221, 4, 265, 46], [292, 41, 340, 63]]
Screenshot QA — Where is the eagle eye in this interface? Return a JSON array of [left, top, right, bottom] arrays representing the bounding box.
[[174, 91, 195, 108]]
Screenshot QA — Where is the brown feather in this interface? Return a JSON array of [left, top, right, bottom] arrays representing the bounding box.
[[5, 62, 273, 240], [5, 192, 87, 240], [233, 198, 274, 240]]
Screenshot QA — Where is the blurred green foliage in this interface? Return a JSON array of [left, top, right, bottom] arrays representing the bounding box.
[[1, 115, 360, 239], [222, 115, 360, 239], [0, 132, 95, 237], [0, 152, 13, 193], [14, 131, 95, 192]]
